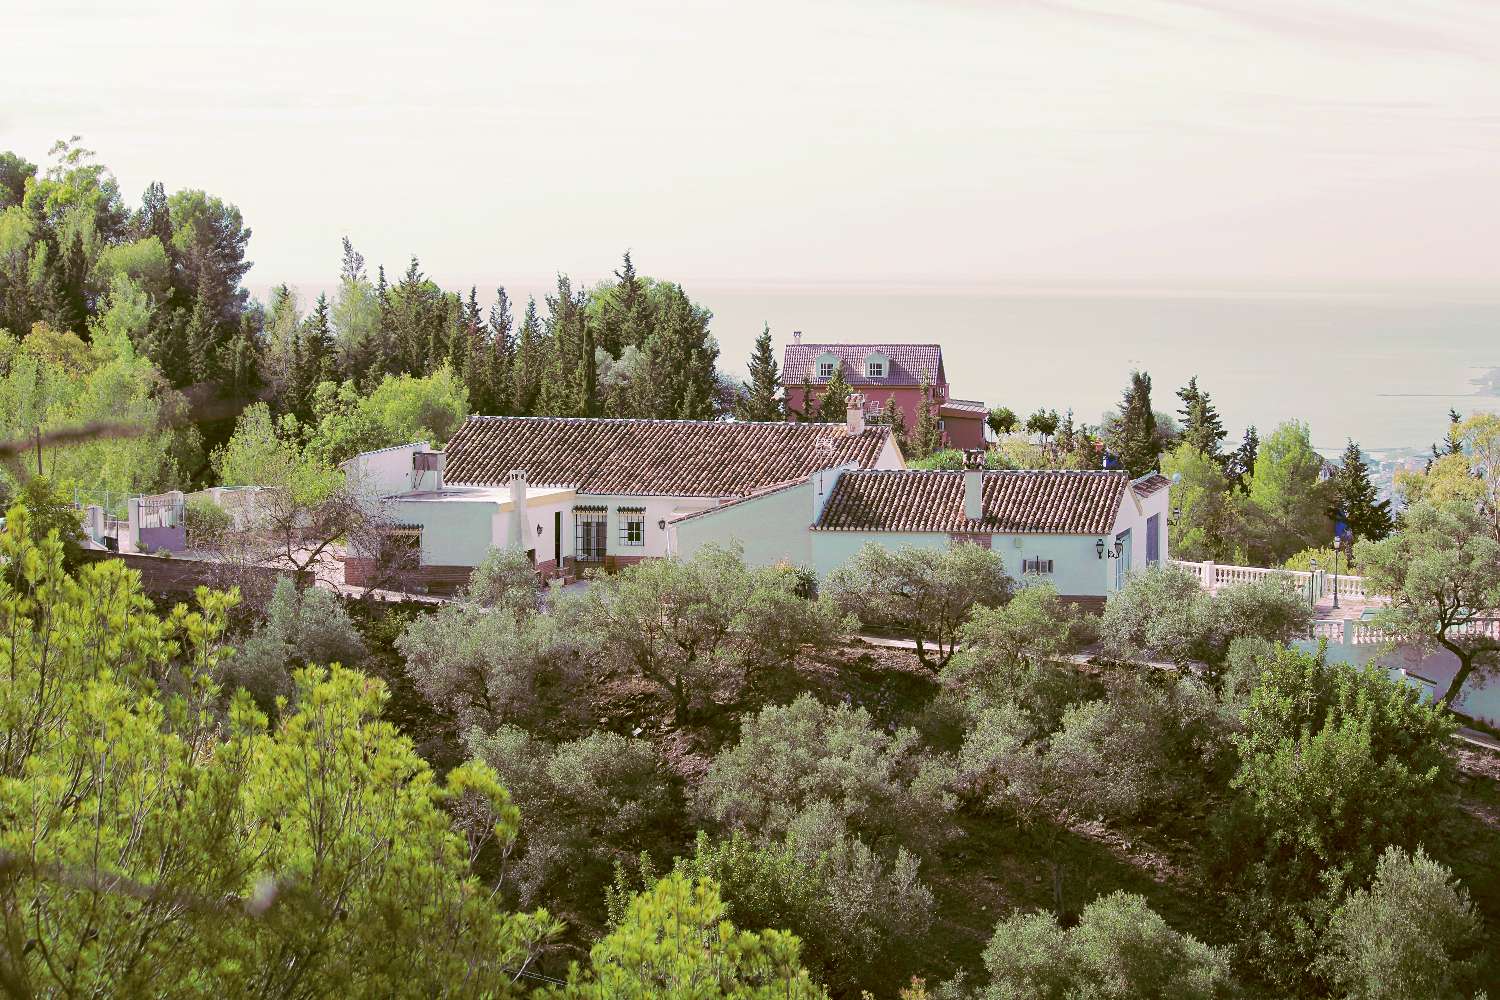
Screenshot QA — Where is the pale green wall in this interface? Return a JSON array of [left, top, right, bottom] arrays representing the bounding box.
[[389, 499, 496, 567], [675, 482, 815, 567], [810, 531, 1112, 595]]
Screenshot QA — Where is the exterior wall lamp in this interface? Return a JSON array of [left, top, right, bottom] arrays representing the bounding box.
[[657, 519, 667, 530], [1096, 537, 1125, 559], [536, 523, 543, 536]]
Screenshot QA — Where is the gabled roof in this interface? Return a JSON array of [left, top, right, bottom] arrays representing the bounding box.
[[784, 343, 945, 387], [814, 469, 1132, 534], [442, 416, 895, 497], [1131, 473, 1171, 497]]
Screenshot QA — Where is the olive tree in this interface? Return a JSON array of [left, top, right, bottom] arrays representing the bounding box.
[[699, 693, 954, 850], [219, 575, 367, 712], [1099, 564, 1310, 667], [824, 542, 1012, 670], [570, 544, 846, 726], [465, 726, 680, 918], [1361, 498, 1500, 709], [1317, 847, 1488, 1000], [954, 892, 1234, 1000]]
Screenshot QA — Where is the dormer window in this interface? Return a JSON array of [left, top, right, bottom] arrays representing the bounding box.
[[866, 359, 885, 378], [816, 360, 836, 381]]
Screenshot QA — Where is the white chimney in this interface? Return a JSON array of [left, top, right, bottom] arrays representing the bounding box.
[[846, 392, 866, 435], [963, 449, 985, 521], [508, 470, 528, 549], [793, 330, 802, 344]]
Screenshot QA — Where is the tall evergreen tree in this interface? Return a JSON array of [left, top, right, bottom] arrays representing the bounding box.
[[816, 365, 852, 422], [185, 290, 220, 385], [908, 379, 943, 457], [1176, 375, 1227, 459], [1230, 425, 1259, 488], [1332, 439, 1395, 542], [512, 296, 544, 415], [481, 286, 515, 415], [1110, 369, 1161, 477], [738, 323, 783, 422]]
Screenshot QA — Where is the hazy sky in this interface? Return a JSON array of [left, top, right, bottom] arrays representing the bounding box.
[[6, 0, 1500, 292]]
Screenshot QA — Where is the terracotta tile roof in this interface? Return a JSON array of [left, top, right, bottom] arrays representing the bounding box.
[[814, 469, 1130, 534], [784, 343, 945, 387], [443, 416, 894, 497], [1131, 473, 1170, 497]]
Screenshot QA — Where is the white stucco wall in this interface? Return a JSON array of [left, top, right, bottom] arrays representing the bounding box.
[[388, 496, 494, 567], [672, 481, 817, 568], [343, 442, 436, 502]]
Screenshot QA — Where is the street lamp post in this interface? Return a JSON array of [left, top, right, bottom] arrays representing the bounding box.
[[1309, 557, 1319, 608], [1331, 535, 1342, 610]]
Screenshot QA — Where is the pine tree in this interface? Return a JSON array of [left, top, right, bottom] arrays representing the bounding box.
[[293, 293, 336, 415], [1332, 439, 1394, 542], [1110, 370, 1161, 477], [908, 379, 943, 457], [738, 323, 783, 421], [370, 263, 393, 383], [1176, 375, 1227, 459], [816, 365, 852, 421]]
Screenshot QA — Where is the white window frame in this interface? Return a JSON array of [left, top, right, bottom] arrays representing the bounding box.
[[816, 361, 836, 381], [866, 359, 886, 379], [618, 509, 645, 547]]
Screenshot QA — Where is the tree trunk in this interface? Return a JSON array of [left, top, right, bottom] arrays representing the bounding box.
[[1049, 857, 1064, 920], [1438, 653, 1476, 710]]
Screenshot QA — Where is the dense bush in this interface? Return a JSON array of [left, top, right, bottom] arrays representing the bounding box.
[[825, 542, 1012, 669], [466, 726, 681, 918], [1215, 642, 1455, 993], [1099, 564, 1310, 666], [677, 830, 934, 995], [1316, 847, 1488, 1000], [571, 544, 846, 725], [397, 581, 585, 732], [545, 872, 829, 999], [699, 693, 954, 850], [950, 891, 1235, 1000], [219, 575, 366, 712]]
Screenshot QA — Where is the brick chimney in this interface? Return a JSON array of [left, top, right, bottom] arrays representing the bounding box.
[[508, 470, 528, 549], [963, 449, 985, 521], [846, 392, 866, 435]]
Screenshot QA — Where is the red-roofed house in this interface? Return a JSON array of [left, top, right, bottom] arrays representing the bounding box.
[[669, 455, 1171, 609], [341, 408, 903, 592], [782, 335, 987, 449]]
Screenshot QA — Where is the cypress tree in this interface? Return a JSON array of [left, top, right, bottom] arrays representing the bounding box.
[[876, 392, 907, 443], [738, 323, 783, 421], [185, 290, 220, 385], [512, 297, 543, 415], [908, 379, 943, 457], [1177, 375, 1227, 459], [300, 293, 335, 401], [816, 365, 852, 421], [482, 286, 515, 415], [1332, 439, 1394, 541], [1230, 425, 1259, 488], [1110, 370, 1161, 477]]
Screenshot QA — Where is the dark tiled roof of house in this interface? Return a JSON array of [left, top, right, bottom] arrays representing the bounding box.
[[443, 416, 894, 497], [940, 398, 988, 417], [1131, 473, 1171, 497], [784, 343, 945, 387], [814, 469, 1130, 534]]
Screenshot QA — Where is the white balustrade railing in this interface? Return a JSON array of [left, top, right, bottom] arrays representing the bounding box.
[[1170, 559, 1373, 604]]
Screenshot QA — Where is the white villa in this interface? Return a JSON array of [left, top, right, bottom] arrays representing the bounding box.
[[668, 450, 1170, 609], [342, 404, 903, 592]]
